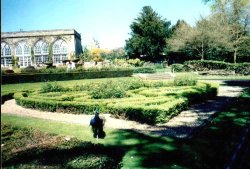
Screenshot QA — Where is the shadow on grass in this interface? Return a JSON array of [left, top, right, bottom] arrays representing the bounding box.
[[3, 138, 124, 169], [106, 89, 250, 169], [222, 80, 250, 87]]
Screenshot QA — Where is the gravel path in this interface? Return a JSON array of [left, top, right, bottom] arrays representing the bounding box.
[[1, 80, 247, 138]]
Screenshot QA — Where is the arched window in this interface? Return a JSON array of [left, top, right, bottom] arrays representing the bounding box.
[[1, 42, 12, 67], [34, 40, 49, 64], [15, 41, 31, 67], [52, 39, 68, 64]]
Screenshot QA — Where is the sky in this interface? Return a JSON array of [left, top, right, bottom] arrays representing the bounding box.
[[1, 0, 211, 49]]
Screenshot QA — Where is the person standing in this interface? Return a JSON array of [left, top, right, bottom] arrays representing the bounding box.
[[89, 109, 105, 139]]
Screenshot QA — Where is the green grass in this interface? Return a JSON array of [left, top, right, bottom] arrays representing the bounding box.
[[2, 88, 249, 168], [1, 77, 133, 95]]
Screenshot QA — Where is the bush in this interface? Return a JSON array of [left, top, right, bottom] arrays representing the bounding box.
[[133, 67, 156, 73], [171, 64, 185, 72], [174, 73, 198, 86], [184, 60, 250, 75], [1, 92, 14, 104], [40, 82, 69, 93], [127, 58, 144, 67], [20, 66, 36, 73], [89, 81, 126, 99], [1, 69, 15, 74]]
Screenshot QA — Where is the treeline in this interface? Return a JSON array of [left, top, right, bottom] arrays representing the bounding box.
[[124, 0, 250, 63]]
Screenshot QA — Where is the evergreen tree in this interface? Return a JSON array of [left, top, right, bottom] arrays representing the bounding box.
[[125, 6, 171, 61]]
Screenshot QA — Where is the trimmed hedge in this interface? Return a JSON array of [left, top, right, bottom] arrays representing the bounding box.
[[183, 60, 250, 75], [133, 67, 156, 73], [2, 70, 133, 84], [14, 82, 218, 125], [1, 93, 14, 104]]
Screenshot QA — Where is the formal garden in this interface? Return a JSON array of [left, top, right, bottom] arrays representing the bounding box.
[[1, 60, 250, 168]]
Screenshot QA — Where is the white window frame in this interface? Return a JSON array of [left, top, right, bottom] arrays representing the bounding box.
[[15, 42, 31, 68], [52, 39, 68, 64], [34, 40, 49, 65], [1, 42, 12, 67]]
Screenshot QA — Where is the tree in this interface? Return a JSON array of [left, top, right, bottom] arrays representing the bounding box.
[[79, 47, 92, 62], [168, 15, 232, 61], [125, 6, 171, 61], [204, 0, 250, 63]]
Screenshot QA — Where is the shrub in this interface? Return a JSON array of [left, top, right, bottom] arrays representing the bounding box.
[[20, 66, 36, 73], [40, 82, 69, 93], [89, 81, 126, 99], [171, 64, 185, 72], [133, 67, 156, 73], [127, 58, 144, 67], [174, 73, 197, 86], [2, 69, 15, 74], [184, 60, 250, 75], [1, 92, 14, 104]]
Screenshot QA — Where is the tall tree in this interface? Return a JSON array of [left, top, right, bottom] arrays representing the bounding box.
[[168, 15, 232, 60], [125, 6, 171, 61], [204, 0, 250, 63]]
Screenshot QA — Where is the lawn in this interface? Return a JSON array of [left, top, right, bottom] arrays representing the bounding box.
[[2, 88, 250, 169]]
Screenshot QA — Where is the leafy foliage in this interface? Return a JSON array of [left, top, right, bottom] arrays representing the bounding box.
[[125, 6, 171, 61], [174, 73, 198, 86], [184, 60, 250, 75], [41, 82, 69, 93], [89, 81, 126, 99]]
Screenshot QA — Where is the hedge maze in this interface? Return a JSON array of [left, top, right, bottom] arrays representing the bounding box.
[[14, 78, 218, 124]]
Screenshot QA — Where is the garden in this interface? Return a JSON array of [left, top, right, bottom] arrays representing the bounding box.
[[4, 73, 218, 125], [1, 87, 250, 168], [2, 61, 250, 168]]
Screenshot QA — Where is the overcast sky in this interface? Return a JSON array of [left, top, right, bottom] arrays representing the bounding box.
[[2, 0, 211, 49]]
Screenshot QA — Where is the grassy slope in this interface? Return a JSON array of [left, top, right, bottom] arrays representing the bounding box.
[[2, 88, 249, 169]]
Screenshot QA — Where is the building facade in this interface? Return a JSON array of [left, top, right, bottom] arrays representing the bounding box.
[[1, 29, 82, 68]]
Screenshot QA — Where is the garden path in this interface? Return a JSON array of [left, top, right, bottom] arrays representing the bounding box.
[[1, 80, 248, 138]]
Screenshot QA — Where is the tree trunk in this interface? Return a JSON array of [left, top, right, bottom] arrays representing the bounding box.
[[233, 48, 237, 63], [201, 38, 204, 60]]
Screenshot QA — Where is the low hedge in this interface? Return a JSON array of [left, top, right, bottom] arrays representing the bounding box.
[[133, 67, 156, 73], [14, 82, 218, 125], [2, 70, 133, 84], [1, 93, 14, 104], [107, 99, 188, 124], [183, 60, 250, 75]]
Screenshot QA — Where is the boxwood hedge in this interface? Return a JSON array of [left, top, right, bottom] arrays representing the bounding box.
[[14, 82, 218, 125], [2, 70, 133, 84], [183, 60, 250, 75]]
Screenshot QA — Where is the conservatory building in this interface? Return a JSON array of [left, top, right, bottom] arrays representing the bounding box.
[[1, 29, 82, 68]]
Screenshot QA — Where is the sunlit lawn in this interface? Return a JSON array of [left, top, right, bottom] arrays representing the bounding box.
[[2, 88, 249, 168]]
